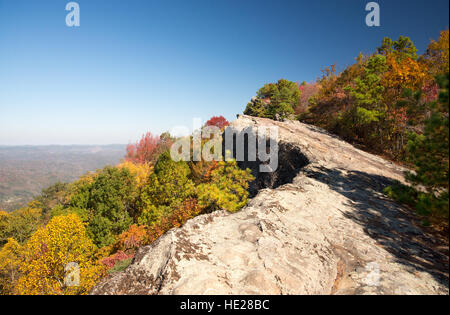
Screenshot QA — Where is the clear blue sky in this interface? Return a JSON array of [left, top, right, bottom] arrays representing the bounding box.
[[0, 0, 448, 145]]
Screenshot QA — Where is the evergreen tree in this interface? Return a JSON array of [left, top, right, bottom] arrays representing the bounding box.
[[244, 79, 300, 120], [377, 36, 418, 60], [405, 74, 449, 222], [343, 54, 387, 146]]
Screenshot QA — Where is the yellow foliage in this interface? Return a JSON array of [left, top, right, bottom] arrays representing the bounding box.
[[384, 54, 427, 90], [76, 172, 98, 186], [382, 54, 427, 105], [15, 214, 105, 295], [118, 160, 153, 188], [0, 238, 22, 295], [94, 244, 114, 261]]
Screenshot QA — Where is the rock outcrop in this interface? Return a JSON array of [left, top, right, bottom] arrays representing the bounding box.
[[92, 115, 449, 295]]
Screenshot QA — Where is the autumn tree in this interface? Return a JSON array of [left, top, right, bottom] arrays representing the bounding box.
[[197, 159, 254, 213], [117, 161, 153, 189], [382, 52, 427, 107], [205, 116, 230, 130], [100, 250, 133, 273], [298, 33, 445, 159], [125, 132, 161, 164], [115, 224, 147, 253], [385, 74, 449, 226], [375, 36, 425, 101], [15, 214, 105, 295]]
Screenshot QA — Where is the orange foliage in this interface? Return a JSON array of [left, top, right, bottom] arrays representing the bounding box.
[[116, 224, 147, 253], [383, 54, 427, 104], [145, 198, 201, 244]]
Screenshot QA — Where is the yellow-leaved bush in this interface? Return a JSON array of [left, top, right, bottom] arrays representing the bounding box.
[[15, 214, 105, 295], [197, 160, 254, 213]]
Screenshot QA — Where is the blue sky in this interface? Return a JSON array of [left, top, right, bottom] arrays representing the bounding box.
[[0, 0, 448, 145]]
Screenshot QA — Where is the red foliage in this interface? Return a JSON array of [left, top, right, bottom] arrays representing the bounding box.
[[422, 80, 439, 104], [296, 83, 320, 114], [388, 107, 408, 127], [205, 116, 230, 130], [100, 251, 134, 268], [125, 132, 161, 164]]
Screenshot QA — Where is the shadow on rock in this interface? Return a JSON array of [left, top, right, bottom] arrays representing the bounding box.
[[305, 166, 449, 289]]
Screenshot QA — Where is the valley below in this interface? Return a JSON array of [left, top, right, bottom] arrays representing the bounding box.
[[0, 145, 126, 211]]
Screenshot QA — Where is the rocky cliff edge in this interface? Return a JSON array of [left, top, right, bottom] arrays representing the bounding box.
[[92, 115, 449, 295]]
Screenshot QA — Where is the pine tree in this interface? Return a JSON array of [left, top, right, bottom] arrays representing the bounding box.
[[405, 74, 449, 223], [244, 79, 300, 120]]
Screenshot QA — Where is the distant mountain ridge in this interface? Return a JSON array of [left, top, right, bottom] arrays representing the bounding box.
[[0, 145, 126, 212]]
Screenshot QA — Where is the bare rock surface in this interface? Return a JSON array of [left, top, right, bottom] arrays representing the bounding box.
[[92, 115, 449, 295]]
